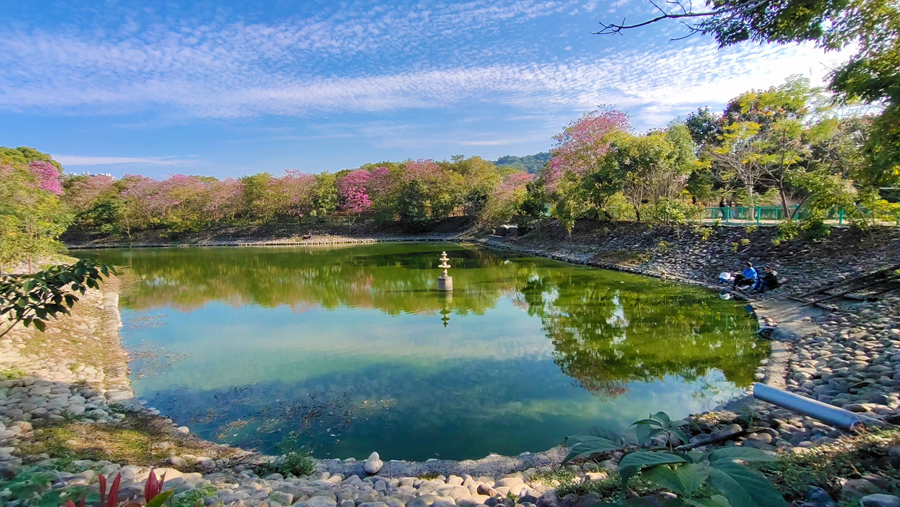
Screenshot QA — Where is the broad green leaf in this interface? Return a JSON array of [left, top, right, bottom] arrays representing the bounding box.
[[565, 434, 626, 461], [708, 447, 777, 464], [687, 495, 730, 507], [708, 462, 786, 507], [618, 451, 689, 488], [635, 424, 665, 447], [675, 463, 709, 497], [642, 465, 685, 495], [146, 490, 175, 507], [653, 411, 671, 425], [587, 425, 635, 444]]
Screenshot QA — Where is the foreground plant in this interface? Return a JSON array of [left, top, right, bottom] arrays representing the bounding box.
[[0, 258, 112, 338], [63, 469, 173, 507], [566, 412, 787, 506]]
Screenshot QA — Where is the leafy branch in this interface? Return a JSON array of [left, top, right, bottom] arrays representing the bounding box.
[[0, 259, 113, 339]]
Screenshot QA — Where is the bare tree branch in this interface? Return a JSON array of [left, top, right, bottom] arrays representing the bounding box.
[[594, 0, 770, 37]]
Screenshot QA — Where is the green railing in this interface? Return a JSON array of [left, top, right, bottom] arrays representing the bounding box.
[[702, 205, 877, 225]]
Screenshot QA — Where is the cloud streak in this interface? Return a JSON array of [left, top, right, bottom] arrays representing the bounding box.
[[52, 155, 191, 166]]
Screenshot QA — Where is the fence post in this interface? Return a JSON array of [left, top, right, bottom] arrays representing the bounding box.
[[838, 209, 844, 226], [756, 207, 761, 225]]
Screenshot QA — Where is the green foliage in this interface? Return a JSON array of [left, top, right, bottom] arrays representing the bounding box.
[[656, 241, 672, 254], [632, 411, 689, 450], [0, 259, 112, 338], [168, 486, 217, 507], [0, 155, 72, 271], [0, 146, 63, 172], [740, 238, 750, 247], [257, 432, 316, 477], [567, 412, 785, 507], [493, 152, 551, 174], [397, 180, 432, 232]]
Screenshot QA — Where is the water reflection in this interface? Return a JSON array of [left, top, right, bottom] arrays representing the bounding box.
[[74, 244, 765, 460]]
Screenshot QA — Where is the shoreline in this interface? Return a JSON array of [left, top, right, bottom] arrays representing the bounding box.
[[3, 225, 899, 506]]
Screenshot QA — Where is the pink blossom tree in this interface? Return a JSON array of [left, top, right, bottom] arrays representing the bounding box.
[[546, 108, 630, 190], [338, 170, 372, 214], [27, 161, 63, 195], [62, 174, 116, 215], [479, 171, 534, 225], [338, 170, 372, 231], [268, 170, 316, 220]]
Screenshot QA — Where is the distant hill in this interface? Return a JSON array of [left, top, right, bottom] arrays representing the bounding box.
[[492, 152, 550, 174]]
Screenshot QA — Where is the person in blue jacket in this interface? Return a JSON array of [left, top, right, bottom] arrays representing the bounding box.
[[732, 261, 758, 290]]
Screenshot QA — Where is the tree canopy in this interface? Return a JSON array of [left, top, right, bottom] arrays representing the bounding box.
[[597, 0, 900, 185]]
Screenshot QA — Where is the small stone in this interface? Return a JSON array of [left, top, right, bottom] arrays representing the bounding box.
[[297, 496, 338, 507], [365, 452, 384, 474], [167, 456, 188, 468], [861, 494, 900, 507], [269, 491, 293, 505], [805, 486, 835, 507]]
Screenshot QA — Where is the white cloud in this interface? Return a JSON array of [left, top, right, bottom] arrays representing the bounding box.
[[0, 3, 850, 131]]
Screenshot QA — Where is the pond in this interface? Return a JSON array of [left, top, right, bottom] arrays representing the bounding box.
[[74, 243, 766, 461]]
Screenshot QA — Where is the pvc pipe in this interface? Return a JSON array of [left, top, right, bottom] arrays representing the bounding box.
[[752, 383, 865, 431]]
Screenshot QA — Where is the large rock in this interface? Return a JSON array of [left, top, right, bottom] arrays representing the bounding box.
[[842, 479, 881, 501], [365, 452, 384, 474], [862, 495, 900, 507]]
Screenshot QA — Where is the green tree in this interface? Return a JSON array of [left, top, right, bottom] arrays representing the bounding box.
[[397, 180, 431, 232], [0, 154, 71, 272], [597, 0, 900, 185]]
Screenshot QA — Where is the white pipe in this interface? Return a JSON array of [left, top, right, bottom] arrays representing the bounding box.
[[752, 383, 866, 431]]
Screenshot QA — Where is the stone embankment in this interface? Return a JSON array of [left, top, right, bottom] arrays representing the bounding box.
[[3, 222, 900, 506]]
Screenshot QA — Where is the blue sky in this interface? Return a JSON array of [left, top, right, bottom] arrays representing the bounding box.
[[0, 0, 848, 179]]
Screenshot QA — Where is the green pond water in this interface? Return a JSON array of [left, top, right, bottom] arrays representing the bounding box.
[[73, 243, 766, 461]]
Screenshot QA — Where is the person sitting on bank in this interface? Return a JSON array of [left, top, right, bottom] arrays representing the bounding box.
[[732, 261, 758, 290], [754, 266, 781, 293]]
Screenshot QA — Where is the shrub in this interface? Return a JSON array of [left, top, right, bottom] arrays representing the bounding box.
[[565, 412, 786, 506], [0, 259, 112, 339]]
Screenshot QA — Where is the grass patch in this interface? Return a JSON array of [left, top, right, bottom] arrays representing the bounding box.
[[759, 428, 900, 503], [554, 471, 660, 503], [0, 367, 27, 380], [19, 412, 240, 469], [419, 471, 441, 480], [599, 249, 652, 266]]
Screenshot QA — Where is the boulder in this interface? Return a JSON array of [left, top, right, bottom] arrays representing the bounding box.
[[862, 494, 900, 507], [365, 452, 384, 474]]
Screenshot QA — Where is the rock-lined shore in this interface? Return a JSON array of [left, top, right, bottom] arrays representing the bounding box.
[[3, 223, 900, 506]]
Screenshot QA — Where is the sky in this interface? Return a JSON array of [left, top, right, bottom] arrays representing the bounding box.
[[0, 0, 850, 179]]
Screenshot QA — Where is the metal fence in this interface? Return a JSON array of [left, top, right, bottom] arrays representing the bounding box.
[[703, 206, 899, 226]]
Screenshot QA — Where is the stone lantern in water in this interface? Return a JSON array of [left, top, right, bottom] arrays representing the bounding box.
[[437, 251, 452, 291]]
